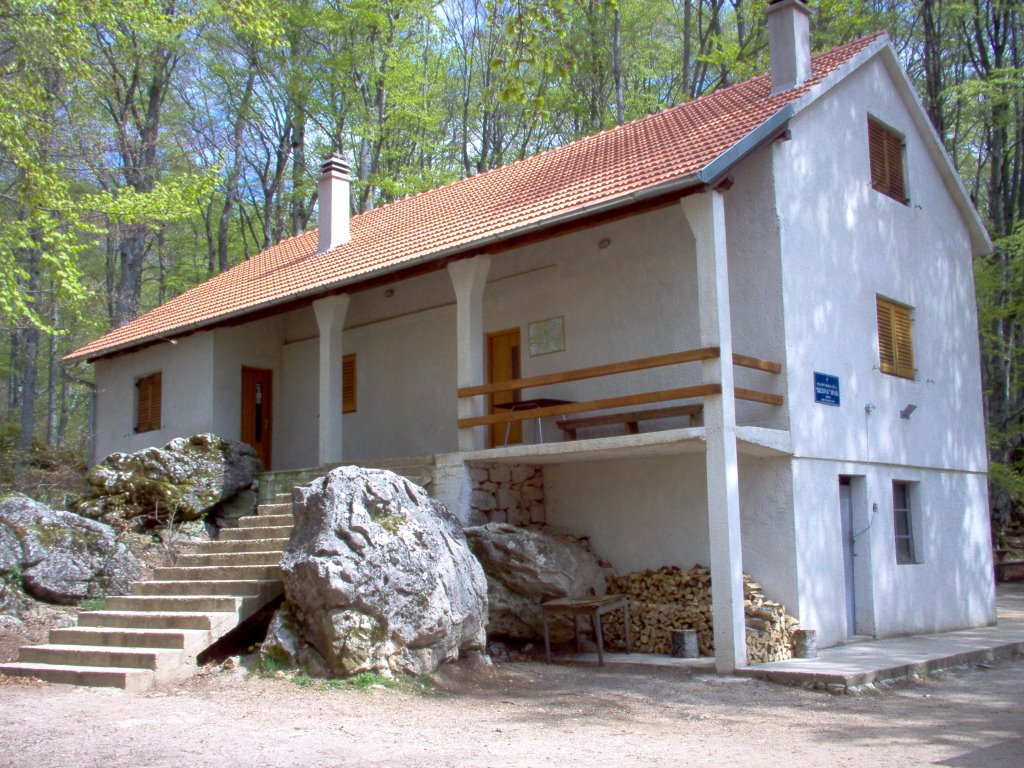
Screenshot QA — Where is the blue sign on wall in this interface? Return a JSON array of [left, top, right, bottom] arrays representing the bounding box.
[[814, 372, 841, 406]]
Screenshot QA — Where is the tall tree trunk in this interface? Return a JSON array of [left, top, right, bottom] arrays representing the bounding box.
[[46, 287, 58, 448], [920, 0, 946, 140], [16, 249, 42, 453], [613, 6, 624, 126], [217, 62, 257, 272], [113, 225, 148, 327]]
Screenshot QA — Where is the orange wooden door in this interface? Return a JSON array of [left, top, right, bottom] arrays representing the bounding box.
[[241, 367, 273, 469], [487, 328, 522, 447]]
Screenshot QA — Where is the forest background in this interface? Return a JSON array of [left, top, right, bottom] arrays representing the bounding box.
[[0, 0, 1021, 536]]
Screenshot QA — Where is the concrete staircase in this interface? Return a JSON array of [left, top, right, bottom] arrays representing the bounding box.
[[0, 495, 294, 693]]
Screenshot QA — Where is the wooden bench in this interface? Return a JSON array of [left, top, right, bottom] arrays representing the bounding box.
[[555, 404, 704, 441], [541, 595, 632, 666]]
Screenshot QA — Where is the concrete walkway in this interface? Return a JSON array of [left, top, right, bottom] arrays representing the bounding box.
[[738, 584, 1024, 692], [551, 584, 1024, 693]]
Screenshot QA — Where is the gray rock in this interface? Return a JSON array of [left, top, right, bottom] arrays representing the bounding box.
[[0, 494, 142, 605], [465, 523, 609, 641], [282, 467, 488, 677], [75, 433, 261, 532], [259, 603, 331, 677], [208, 489, 258, 530], [0, 522, 21, 572]]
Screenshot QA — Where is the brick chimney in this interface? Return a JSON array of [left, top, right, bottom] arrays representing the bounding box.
[[317, 154, 351, 253], [766, 0, 812, 95]]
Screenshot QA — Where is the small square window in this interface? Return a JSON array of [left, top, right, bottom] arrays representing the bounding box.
[[135, 371, 162, 433], [876, 296, 915, 380], [892, 481, 919, 564], [868, 117, 907, 203]]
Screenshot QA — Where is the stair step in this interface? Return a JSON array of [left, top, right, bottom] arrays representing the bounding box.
[[153, 564, 280, 581], [178, 550, 283, 567], [131, 579, 276, 597], [105, 595, 245, 613], [273, 492, 293, 503], [0, 662, 154, 692], [219, 526, 292, 542], [49, 627, 210, 652], [239, 513, 292, 528], [77, 610, 237, 632], [196, 538, 288, 554], [258, 503, 292, 516], [18, 644, 181, 672]]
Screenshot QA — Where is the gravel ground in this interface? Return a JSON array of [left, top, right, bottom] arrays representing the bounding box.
[[1, 651, 1022, 768], [2, 585, 1022, 768]]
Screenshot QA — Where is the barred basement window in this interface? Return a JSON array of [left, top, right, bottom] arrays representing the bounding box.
[[868, 116, 908, 203], [342, 353, 357, 413], [876, 296, 915, 380], [135, 372, 162, 433]]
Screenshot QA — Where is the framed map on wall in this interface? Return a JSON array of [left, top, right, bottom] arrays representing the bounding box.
[[528, 316, 565, 356]]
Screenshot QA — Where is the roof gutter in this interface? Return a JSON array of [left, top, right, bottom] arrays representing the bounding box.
[[74, 108, 796, 364]]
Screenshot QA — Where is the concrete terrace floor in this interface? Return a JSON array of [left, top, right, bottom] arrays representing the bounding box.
[[550, 583, 1024, 692]]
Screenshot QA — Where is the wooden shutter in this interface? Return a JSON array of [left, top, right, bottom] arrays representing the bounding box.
[[868, 117, 907, 203], [136, 372, 162, 433], [876, 297, 915, 379], [342, 354, 357, 413]]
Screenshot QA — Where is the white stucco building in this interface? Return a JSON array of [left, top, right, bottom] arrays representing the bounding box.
[[67, 1, 995, 671]]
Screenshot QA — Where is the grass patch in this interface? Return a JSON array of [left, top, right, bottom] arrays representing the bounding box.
[[78, 597, 107, 611], [286, 669, 439, 695]]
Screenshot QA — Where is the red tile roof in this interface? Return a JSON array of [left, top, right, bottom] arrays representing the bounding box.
[[68, 33, 883, 363]]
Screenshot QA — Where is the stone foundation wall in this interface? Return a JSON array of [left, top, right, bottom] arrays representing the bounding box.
[[468, 464, 545, 526]]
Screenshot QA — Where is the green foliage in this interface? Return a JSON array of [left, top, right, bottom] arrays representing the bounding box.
[[0, 566, 22, 591], [288, 669, 438, 694]]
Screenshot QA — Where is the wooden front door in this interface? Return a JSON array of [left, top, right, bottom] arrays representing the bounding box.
[[241, 367, 273, 470], [487, 328, 522, 448]]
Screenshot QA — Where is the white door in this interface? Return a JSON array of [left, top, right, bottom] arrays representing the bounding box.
[[839, 480, 856, 636]]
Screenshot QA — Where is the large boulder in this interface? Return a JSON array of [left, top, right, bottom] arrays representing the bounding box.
[[76, 434, 261, 532], [0, 494, 142, 605], [282, 467, 488, 677], [464, 523, 609, 641]]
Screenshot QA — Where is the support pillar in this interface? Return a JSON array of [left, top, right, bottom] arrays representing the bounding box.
[[313, 293, 350, 466], [681, 191, 746, 673], [447, 255, 491, 452]]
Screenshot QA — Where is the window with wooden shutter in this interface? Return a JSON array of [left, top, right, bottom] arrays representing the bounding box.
[[342, 354, 357, 413], [135, 372, 162, 433], [868, 117, 907, 203], [876, 296, 915, 380]]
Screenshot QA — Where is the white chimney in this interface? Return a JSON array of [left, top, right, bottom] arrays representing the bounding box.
[[317, 154, 351, 253], [766, 0, 812, 95]]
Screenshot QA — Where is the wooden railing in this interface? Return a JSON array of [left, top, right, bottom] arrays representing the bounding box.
[[456, 346, 783, 431]]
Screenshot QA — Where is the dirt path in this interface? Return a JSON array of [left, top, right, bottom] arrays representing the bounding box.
[[1, 653, 1021, 768]]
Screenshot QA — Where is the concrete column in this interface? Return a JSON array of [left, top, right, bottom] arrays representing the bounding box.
[[681, 191, 746, 673], [313, 293, 350, 465], [447, 255, 491, 452]]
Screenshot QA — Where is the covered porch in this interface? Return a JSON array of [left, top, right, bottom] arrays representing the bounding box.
[[262, 189, 790, 673]]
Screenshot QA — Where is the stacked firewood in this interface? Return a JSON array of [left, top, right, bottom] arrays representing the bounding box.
[[602, 565, 799, 663]]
